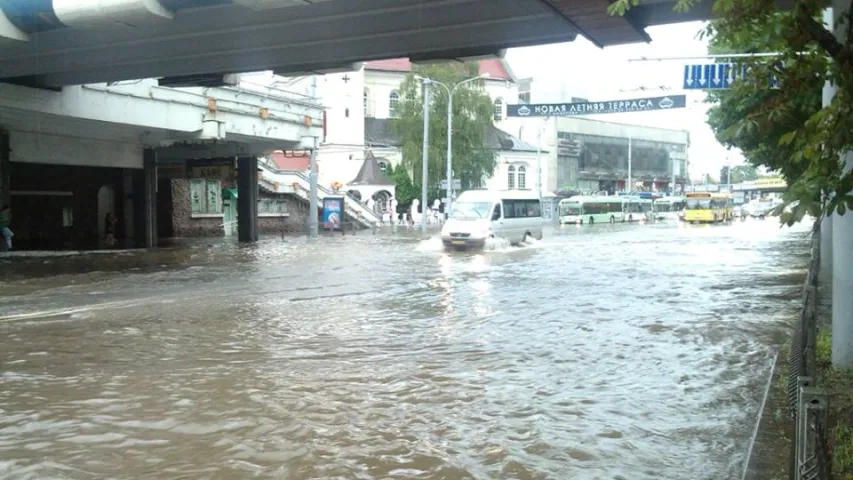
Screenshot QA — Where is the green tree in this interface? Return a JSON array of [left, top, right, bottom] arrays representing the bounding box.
[[391, 63, 496, 193], [608, 0, 851, 226], [730, 164, 759, 183], [389, 163, 417, 211], [720, 166, 730, 184]]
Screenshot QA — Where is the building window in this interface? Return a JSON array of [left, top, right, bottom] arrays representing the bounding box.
[[389, 91, 400, 117], [364, 89, 369, 116], [507, 165, 516, 189], [519, 92, 530, 104], [259, 198, 287, 214], [378, 161, 388, 172], [493, 98, 504, 121], [190, 179, 222, 214], [518, 166, 527, 189]]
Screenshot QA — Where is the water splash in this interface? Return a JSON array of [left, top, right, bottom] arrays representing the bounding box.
[[415, 236, 444, 252]]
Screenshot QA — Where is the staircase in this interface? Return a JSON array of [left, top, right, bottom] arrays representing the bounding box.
[[257, 162, 381, 229]]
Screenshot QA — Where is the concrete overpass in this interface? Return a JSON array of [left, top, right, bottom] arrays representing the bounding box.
[[0, 0, 723, 89]]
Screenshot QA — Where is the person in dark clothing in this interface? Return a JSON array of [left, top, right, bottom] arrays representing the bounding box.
[[0, 204, 11, 251], [104, 212, 117, 247]]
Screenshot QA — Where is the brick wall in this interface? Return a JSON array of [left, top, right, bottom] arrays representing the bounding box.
[[168, 178, 308, 238], [259, 194, 309, 235], [170, 178, 223, 237]]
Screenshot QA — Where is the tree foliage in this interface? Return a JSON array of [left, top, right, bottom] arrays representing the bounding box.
[[609, 0, 853, 225], [390, 63, 497, 193], [731, 164, 760, 183], [389, 163, 417, 211]]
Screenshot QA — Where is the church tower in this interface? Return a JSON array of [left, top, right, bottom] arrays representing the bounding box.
[[315, 65, 366, 188]]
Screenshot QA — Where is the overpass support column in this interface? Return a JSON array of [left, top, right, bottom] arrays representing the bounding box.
[[237, 156, 258, 243], [133, 149, 158, 248], [830, 0, 853, 368], [821, 69, 835, 291], [0, 131, 9, 208]]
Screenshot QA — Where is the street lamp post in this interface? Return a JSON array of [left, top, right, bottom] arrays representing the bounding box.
[[420, 79, 431, 235], [308, 136, 318, 239], [415, 73, 489, 215]]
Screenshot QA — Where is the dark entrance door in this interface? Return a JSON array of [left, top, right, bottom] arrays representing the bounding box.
[[157, 178, 173, 238]]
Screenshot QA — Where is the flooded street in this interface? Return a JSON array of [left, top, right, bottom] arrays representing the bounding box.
[[0, 220, 811, 480]]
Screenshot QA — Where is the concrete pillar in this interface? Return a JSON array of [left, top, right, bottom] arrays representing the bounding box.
[[122, 169, 135, 243], [132, 149, 157, 248], [821, 212, 833, 283], [820, 28, 836, 291], [830, 0, 853, 368], [237, 156, 258, 242], [0, 130, 9, 208]]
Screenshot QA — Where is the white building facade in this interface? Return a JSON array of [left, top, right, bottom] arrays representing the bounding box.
[[250, 57, 541, 211], [502, 114, 690, 195]]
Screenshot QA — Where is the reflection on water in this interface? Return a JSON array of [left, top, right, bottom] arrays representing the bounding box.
[[0, 220, 810, 479]]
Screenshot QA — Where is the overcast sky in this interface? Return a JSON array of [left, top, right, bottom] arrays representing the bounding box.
[[504, 21, 745, 180]]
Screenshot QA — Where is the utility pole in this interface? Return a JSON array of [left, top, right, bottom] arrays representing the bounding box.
[[671, 155, 677, 196], [627, 136, 632, 194], [726, 149, 732, 188], [536, 125, 542, 199], [308, 136, 318, 238], [446, 91, 453, 210], [421, 80, 430, 235]]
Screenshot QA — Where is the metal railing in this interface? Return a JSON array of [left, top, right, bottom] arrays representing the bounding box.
[[786, 222, 831, 480], [256, 163, 382, 228], [741, 350, 780, 480]]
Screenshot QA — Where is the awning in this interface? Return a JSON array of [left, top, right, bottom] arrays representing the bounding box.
[[222, 188, 238, 199]]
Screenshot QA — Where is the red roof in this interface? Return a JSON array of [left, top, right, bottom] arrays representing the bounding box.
[[364, 58, 513, 81], [270, 151, 314, 172]]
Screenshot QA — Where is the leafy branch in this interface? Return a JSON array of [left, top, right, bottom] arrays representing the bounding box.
[[610, 0, 853, 226]]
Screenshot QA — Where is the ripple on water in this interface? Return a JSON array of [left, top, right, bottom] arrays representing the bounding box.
[[0, 221, 812, 479]]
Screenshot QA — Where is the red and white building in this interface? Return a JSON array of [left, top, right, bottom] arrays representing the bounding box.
[[242, 57, 541, 211]]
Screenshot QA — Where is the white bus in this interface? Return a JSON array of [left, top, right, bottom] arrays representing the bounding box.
[[558, 196, 625, 225], [652, 196, 686, 221], [441, 190, 543, 250], [621, 196, 653, 222]]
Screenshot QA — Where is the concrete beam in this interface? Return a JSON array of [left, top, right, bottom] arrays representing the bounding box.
[[0, 80, 322, 148], [155, 140, 299, 162], [10, 130, 144, 168], [0, 0, 575, 86]]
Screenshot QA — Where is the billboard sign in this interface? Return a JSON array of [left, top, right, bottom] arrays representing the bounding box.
[[322, 196, 344, 230]]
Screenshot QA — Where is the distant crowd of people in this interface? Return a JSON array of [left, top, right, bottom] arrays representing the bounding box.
[[361, 196, 446, 228]]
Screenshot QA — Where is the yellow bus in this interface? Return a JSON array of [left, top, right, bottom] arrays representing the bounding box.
[[716, 193, 734, 221], [684, 192, 732, 223]]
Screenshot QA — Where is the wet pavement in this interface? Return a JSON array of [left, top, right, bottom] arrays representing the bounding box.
[[0, 219, 811, 479]]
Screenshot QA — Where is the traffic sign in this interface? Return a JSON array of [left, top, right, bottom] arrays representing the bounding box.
[[440, 178, 462, 190], [506, 95, 686, 118], [683, 63, 780, 90]]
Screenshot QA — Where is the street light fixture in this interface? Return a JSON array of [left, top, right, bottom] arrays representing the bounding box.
[[414, 72, 489, 215]]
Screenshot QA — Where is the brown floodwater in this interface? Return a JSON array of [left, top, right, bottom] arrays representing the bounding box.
[[0, 219, 810, 479]]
